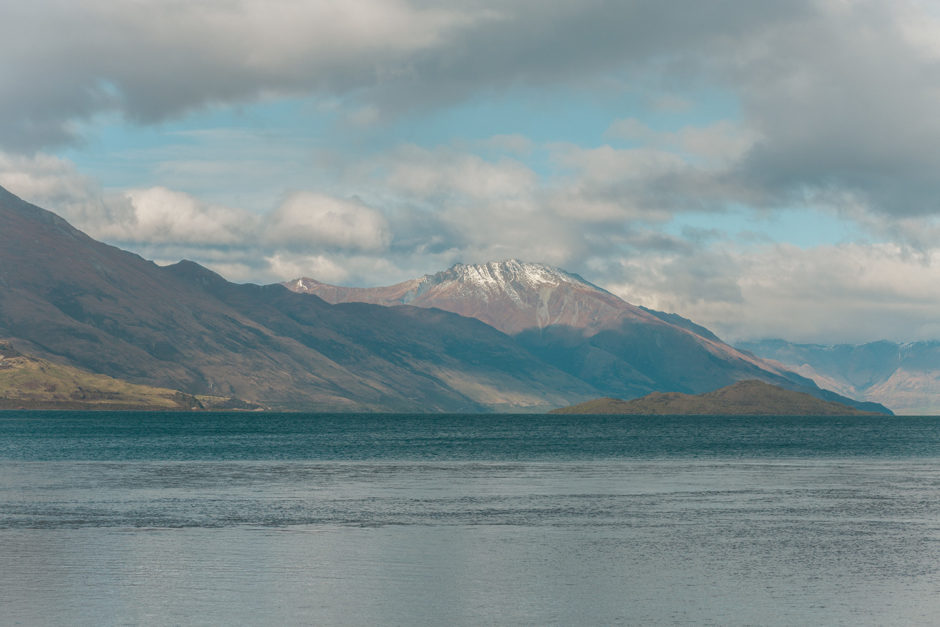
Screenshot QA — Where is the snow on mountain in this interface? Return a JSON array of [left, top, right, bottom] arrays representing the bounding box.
[[286, 259, 658, 335], [433, 260, 596, 298]]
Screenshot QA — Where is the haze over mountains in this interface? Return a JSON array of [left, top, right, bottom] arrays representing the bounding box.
[[739, 339, 940, 415], [0, 184, 891, 413]]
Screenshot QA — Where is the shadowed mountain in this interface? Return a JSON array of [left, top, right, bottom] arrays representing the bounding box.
[[0, 185, 597, 411], [286, 261, 889, 413], [550, 380, 885, 416]]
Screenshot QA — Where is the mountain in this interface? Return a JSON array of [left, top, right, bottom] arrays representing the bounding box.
[[286, 261, 889, 413], [0, 184, 890, 414], [738, 339, 940, 415], [288, 261, 661, 335], [550, 380, 885, 416], [0, 185, 596, 412]]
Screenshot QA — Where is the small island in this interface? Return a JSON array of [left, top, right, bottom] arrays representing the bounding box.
[[550, 380, 886, 416]]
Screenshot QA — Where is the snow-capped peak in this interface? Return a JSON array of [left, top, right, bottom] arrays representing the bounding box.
[[410, 260, 608, 312], [434, 260, 597, 292], [290, 277, 325, 292]]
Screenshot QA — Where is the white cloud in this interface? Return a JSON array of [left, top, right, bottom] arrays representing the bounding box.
[[549, 141, 756, 220], [265, 192, 391, 252], [265, 253, 351, 285], [607, 119, 760, 164], [601, 241, 940, 344], [0, 151, 135, 236], [117, 187, 258, 245], [385, 145, 537, 201]]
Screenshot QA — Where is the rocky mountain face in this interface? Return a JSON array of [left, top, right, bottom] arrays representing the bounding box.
[[289, 260, 655, 335], [0, 185, 597, 412], [286, 261, 890, 413], [738, 339, 940, 415]]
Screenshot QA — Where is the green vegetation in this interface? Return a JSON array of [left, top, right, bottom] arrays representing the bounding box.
[[0, 341, 250, 410], [550, 380, 883, 416]]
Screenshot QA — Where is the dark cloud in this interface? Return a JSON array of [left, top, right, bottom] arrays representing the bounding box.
[[7, 0, 939, 220], [727, 1, 940, 216], [0, 1, 809, 149]]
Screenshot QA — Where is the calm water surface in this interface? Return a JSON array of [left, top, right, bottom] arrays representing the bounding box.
[[1, 412, 939, 625]]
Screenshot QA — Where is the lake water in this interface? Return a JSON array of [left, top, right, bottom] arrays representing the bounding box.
[[1, 412, 939, 625]]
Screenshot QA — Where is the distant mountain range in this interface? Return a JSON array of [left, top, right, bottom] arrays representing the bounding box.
[[738, 339, 940, 415], [0, 184, 889, 413], [550, 380, 883, 416]]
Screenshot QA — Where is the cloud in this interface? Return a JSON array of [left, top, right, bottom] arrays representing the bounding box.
[[0, 156, 257, 247], [0, 151, 135, 235], [117, 187, 258, 245], [6, 0, 940, 221], [265, 253, 351, 285], [0, 0, 482, 151], [601, 241, 940, 344], [265, 192, 391, 252], [723, 1, 940, 217], [0, 0, 805, 152], [0, 153, 394, 281], [9, 141, 940, 344], [384, 145, 537, 201], [549, 141, 756, 221], [606, 118, 758, 164]]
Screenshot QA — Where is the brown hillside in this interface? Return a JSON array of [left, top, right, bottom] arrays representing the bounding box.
[[550, 380, 886, 416]]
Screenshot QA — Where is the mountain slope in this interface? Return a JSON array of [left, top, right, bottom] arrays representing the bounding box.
[[0, 340, 235, 410], [738, 339, 940, 415], [286, 261, 887, 412], [0, 185, 596, 412], [550, 380, 884, 416]]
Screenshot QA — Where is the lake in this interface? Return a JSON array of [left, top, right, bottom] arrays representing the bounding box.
[[2, 412, 939, 625]]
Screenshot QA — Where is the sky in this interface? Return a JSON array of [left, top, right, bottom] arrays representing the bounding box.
[[3, 0, 940, 344]]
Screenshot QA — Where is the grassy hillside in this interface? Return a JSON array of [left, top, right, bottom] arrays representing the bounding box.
[[0, 341, 251, 410]]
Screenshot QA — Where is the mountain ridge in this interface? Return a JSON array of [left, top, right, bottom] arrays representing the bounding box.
[[287, 259, 651, 335]]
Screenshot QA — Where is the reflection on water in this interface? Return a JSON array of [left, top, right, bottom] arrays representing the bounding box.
[[1, 413, 940, 625]]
